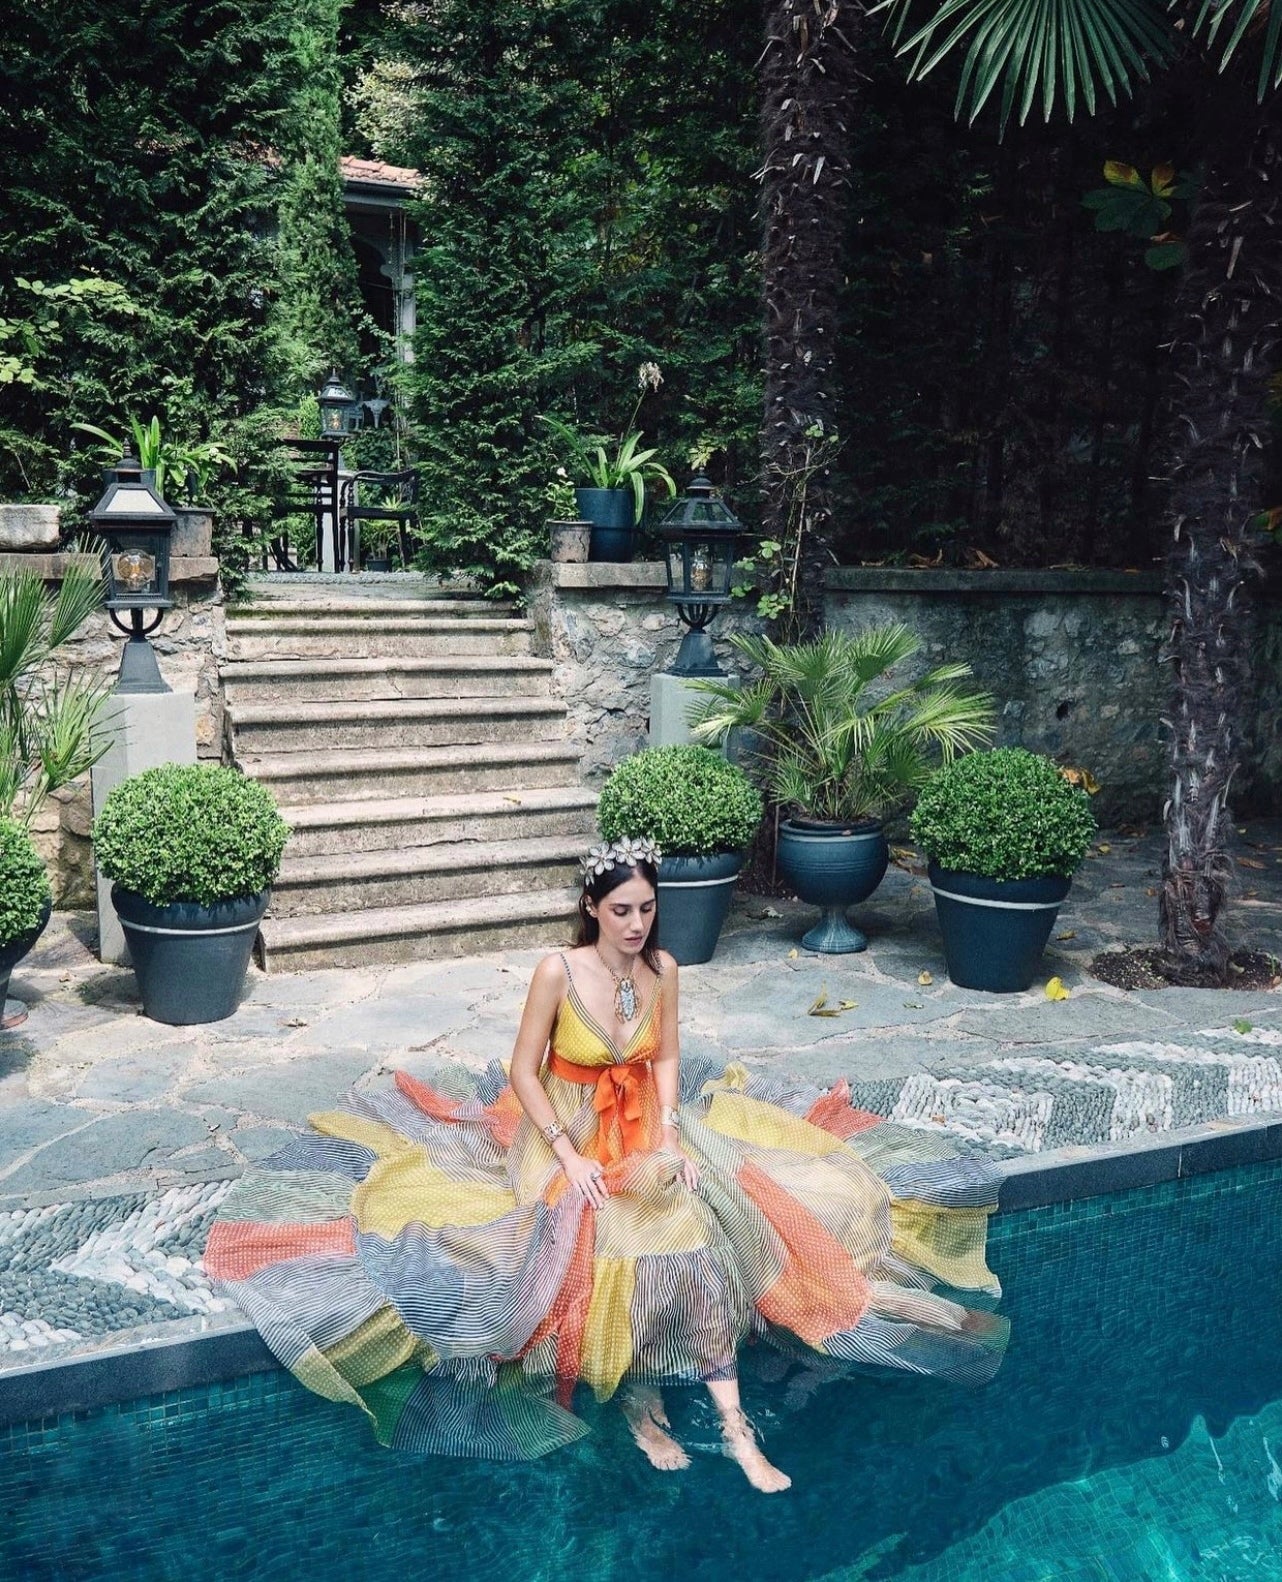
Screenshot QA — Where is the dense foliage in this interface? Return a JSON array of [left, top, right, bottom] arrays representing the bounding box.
[[597, 746, 762, 857], [910, 748, 1097, 880], [93, 765, 290, 906], [0, 817, 52, 944]]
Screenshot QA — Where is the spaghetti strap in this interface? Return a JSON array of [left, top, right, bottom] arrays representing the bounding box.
[[556, 950, 573, 985]]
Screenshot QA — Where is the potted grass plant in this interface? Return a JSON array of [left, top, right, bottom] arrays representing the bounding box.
[[910, 747, 1097, 992], [540, 363, 676, 561], [92, 764, 289, 1025], [596, 744, 763, 964], [692, 624, 995, 953]]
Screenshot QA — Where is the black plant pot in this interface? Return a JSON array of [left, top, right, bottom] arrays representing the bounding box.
[[0, 898, 52, 1030], [927, 863, 1072, 993], [776, 820, 889, 953], [363, 556, 392, 573], [575, 487, 636, 562], [656, 851, 744, 965], [112, 887, 270, 1025]]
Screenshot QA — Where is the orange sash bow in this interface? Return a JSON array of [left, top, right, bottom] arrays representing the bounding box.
[[547, 1050, 651, 1164]]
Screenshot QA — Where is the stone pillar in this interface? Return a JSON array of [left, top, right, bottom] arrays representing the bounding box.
[[92, 691, 198, 964]]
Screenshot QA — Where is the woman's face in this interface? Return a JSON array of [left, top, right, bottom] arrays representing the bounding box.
[[590, 872, 656, 959]]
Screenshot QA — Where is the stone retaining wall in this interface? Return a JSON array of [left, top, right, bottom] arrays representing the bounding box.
[[527, 562, 1282, 823], [1, 548, 224, 905]]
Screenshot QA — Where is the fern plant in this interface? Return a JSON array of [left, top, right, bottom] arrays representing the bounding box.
[[690, 623, 995, 824]]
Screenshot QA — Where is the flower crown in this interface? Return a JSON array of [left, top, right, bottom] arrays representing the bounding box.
[[580, 836, 663, 879]]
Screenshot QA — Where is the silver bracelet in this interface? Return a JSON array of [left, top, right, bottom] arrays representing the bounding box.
[[660, 1106, 680, 1129], [543, 1122, 565, 1144]]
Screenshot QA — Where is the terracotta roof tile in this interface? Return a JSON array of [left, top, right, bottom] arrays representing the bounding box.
[[340, 156, 423, 190]]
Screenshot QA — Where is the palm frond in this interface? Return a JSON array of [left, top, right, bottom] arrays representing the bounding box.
[[46, 558, 105, 649], [0, 572, 47, 692], [880, 0, 1172, 129], [1187, 0, 1282, 93]]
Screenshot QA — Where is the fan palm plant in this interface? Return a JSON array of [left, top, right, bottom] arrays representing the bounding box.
[[877, 0, 1282, 979], [690, 623, 995, 824], [0, 561, 112, 827]]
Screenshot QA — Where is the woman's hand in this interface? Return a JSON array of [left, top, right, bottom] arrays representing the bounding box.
[[661, 1126, 699, 1191], [561, 1149, 610, 1209]]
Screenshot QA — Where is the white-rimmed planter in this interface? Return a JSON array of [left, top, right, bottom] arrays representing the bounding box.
[[112, 888, 269, 1025], [657, 851, 744, 965], [927, 863, 1072, 992]]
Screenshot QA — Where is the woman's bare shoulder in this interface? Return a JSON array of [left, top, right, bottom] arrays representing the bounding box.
[[655, 949, 679, 978]]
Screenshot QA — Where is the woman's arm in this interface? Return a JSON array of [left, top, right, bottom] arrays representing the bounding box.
[[650, 955, 698, 1188], [509, 955, 609, 1207]]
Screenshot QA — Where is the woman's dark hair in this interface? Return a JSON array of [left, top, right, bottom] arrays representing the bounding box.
[[574, 859, 661, 972]]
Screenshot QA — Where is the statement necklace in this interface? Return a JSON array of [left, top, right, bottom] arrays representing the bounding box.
[[594, 944, 639, 1022]]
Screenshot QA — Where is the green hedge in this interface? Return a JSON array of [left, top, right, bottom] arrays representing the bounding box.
[[0, 819, 52, 944], [597, 745, 762, 857], [93, 765, 290, 906], [910, 747, 1096, 880]]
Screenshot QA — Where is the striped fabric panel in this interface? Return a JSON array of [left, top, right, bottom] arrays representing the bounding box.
[[231, 1252, 388, 1351], [217, 1170, 356, 1224], [344, 1086, 508, 1179], [626, 1247, 749, 1384], [384, 1366, 590, 1460], [823, 1309, 1009, 1387], [879, 1157, 1004, 1208], [354, 1195, 581, 1360], [259, 1134, 378, 1180]]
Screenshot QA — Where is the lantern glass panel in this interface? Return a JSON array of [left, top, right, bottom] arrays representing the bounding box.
[[102, 525, 171, 607]]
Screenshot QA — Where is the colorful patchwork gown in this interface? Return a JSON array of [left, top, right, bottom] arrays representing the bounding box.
[[207, 960, 1009, 1460]]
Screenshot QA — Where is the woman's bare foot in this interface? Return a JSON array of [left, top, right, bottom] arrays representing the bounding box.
[[720, 1408, 791, 1492], [621, 1388, 691, 1472]]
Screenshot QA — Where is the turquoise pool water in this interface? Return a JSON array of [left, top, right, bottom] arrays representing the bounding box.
[[4, 1160, 1282, 1581]]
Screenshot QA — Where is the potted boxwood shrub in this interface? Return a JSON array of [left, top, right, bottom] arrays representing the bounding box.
[[910, 747, 1097, 992], [93, 764, 290, 1025], [693, 624, 995, 953], [596, 744, 763, 964], [0, 819, 53, 1029]]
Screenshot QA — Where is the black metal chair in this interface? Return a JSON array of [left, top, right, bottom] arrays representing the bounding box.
[[342, 469, 420, 569], [268, 437, 345, 571]]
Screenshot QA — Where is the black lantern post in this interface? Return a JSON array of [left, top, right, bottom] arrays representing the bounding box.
[[317, 369, 358, 436], [89, 453, 175, 694], [658, 474, 744, 676]]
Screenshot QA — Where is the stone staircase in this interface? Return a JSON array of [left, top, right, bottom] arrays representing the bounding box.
[[222, 576, 595, 971]]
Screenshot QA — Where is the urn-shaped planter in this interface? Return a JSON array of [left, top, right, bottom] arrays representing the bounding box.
[[0, 899, 52, 1030], [928, 864, 1071, 993], [776, 820, 889, 953], [657, 851, 745, 966], [112, 887, 271, 1026], [574, 487, 635, 562]]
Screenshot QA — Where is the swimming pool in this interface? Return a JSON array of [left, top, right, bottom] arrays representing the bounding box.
[[4, 1159, 1281, 1581]]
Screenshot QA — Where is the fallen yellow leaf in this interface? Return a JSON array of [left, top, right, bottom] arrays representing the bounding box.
[[809, 989, 829, 1013], [1056, 931, 1076, 941], [917, 970, 933, 986], [787, 948, 799, 959], [1096, 843, 1112, 855], [837, 999, 858, 1011], [1044, 977, 1070, 1001]]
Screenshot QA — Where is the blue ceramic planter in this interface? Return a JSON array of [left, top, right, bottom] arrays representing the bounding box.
[[575, 487, 635, 562], [927, 863, 1072, 993], [113, 887, 270, 1025], [0, 898, 51, 1030], [776, 820, 889, 953], [657, 851, 744, 965]]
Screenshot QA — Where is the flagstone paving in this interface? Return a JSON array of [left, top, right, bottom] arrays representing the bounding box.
[[2, 821, 1281, 1362]]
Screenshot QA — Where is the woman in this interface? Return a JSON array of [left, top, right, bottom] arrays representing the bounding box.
[[208, 839, 1007, 1491]]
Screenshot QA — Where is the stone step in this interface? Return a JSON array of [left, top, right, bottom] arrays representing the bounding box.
[[225, 617, 534, 662], [229, 696, 566, 754], [278, 786, 598, 857], [221, 656, 555, 705], [259, 887, 579, 971], [243, 571, 489, 607], [239, 741, 584, 803], [232, 598, 510, 619], [272, 834, 585, 917]]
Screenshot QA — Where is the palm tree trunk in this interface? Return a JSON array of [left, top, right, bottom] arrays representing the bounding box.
[[1158, 90, 1282, 978], [759, 0, 860, 635]]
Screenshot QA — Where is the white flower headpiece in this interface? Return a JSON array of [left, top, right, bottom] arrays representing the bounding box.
[[580, 836, 663, 879]]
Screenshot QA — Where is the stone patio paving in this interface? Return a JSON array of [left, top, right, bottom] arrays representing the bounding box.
[[2, 821, 1281, 1363]]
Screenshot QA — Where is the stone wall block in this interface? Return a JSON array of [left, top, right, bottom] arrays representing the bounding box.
[[0, 503, 60, 551]]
